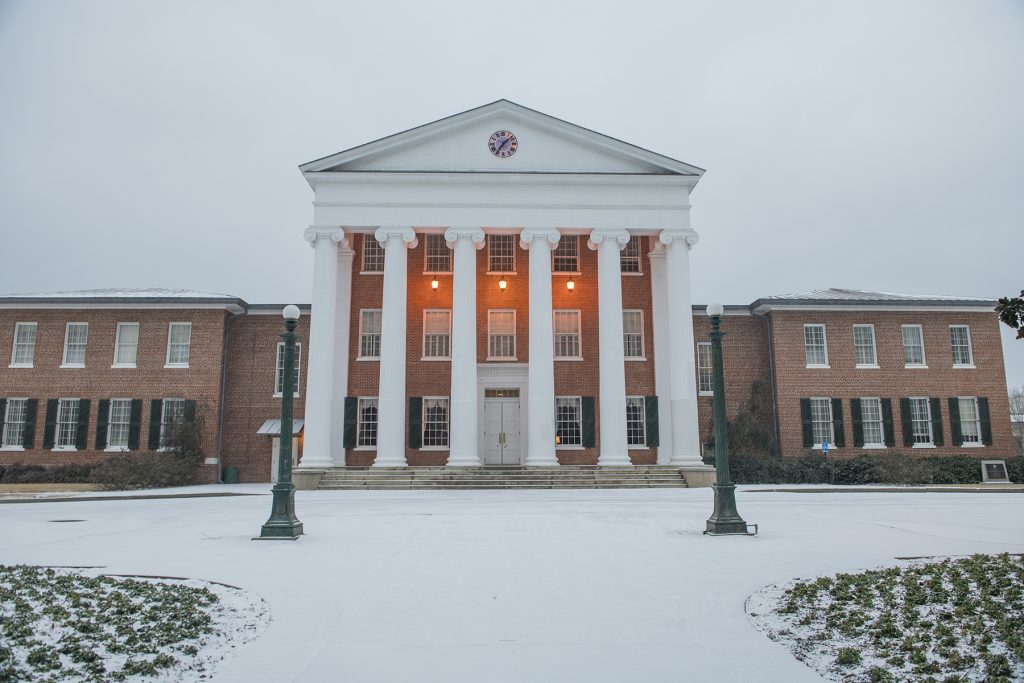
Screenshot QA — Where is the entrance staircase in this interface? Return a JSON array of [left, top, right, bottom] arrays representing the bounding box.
[[315, 465, 689, 490]]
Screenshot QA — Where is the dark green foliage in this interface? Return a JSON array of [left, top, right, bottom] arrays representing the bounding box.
[[0, 463, 96, 484], [836, 647, 862, 665], [996, 290, 1024, 339], [713, 380, 778, 456]]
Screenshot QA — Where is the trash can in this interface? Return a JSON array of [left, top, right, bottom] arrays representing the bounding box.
[[223, 467, 240, 484]]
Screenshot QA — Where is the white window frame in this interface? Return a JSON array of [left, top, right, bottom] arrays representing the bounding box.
[[487, 234, 516, 274], [159, 398, 186, 450], [809, 397, 834, 449], [421, 397, 450, 450], [358, 309, 382, 360], [274, 342, 302, 397], [804, 324, 829, 368], [957, 396, 983, 447], [356, 397, 378, 450], [105, 398, 132, 452], [555, 396, 583, 449], [361, 236, 385, 273], [112, 322, 139, 368], [859, 397, 885, 448], [697, 342, 713, 395], [423, 234, 452, 274], [487, 309, 517, 360], [54, 398, 80, 451], [620, 237, 643, 274], [422, 309, 452, 360], [1, 398, 28, 450], [165, 322, 192, 368], [902, 325, 927, 368], [622, 310, 645, 360], [853, 324, 878, 368], [949, 325, 974, 368], [61, 322, 88, 368], [908, 396, 934, 447], [10, 322, 37, 368], [552, 236, 580, 273], [626, 396, 647, 448], [553, 309, 582, 360]]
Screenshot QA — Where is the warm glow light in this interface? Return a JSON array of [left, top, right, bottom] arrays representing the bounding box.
[[555, 435, 561, 444], [431, 278, 439, 290], [498, 277, 507, 290], [566, 277, 575, 292]]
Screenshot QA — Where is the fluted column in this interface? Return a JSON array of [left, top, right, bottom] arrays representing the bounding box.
[[660, 228, 702, 465], [648, 241, 673, 464], [299, 226, 345, 469], [519, 229, 560, 466], [589, 228, 631, 465], [445, 227, 486, 466], [373, 226, 418, 467]]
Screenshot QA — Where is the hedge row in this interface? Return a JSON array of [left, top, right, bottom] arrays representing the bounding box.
[[0, 453, 200, 490]]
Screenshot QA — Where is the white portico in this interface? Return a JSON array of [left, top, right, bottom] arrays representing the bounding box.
[[295, 100, 710, 483]]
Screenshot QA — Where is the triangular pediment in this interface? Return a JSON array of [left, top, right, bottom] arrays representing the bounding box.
[[300, 100, 704, 177]]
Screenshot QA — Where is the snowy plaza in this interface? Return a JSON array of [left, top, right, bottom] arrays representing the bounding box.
[[1, 486, 1022, 682]]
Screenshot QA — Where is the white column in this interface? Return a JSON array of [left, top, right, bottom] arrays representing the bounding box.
[[660, 228, 702, 465], [299, 226, 345, 469], [519, 229, 560, 466], [445, 227, 485, 466], [373, 226, 418, 467], [648, 241, 673, 464], [330, 240, 354, 465], [588, 228, 631, 466]]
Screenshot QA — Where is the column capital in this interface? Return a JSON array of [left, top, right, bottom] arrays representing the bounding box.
[[374, 226, 418, 250], [587, 228, 631, 251], [444, 227, 486, 249], [303, 226, 346, 249], [659, 228, 700, 249], [519, 228, 560, 250]]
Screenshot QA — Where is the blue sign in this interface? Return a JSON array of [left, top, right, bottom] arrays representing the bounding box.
[[822, 441, 830, 455]]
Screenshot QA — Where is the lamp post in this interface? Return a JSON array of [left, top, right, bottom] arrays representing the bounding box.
[[704, 303, 753, 536], [258, 304, 304, 540]]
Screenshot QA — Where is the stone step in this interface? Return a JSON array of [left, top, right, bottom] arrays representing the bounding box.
[[317, 482, 687, 490]]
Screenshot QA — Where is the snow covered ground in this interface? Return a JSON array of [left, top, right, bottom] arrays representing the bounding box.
[[0, 486, 1021, 682]]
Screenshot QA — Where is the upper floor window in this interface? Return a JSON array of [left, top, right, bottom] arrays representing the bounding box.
[[697, 342, 713, 394], [804, 324, 828, 367], [165, 323, 192, 367], [160, 398, 186, 448], [902, 325, 926, 367], [62, 323, 88, 367], [626, 396, 646, 447], [622, 310, 644, 359], [908, 397, 933, 445], [422, 398, 449, 448], [422, 309, 452, 359], [357, 397, 378, 448], [113, 322, 139, 367], [362, 236, 385, 273], [488, 235, 515, 273], [853, 324, 877, 367], [552, 236, 579, 273], [106, 398, 132, 451], [620, 237, 642, 273], [55, 398, 80, 450], [358, 309, 382, 359], [1, 399, 28, 449], [859, 397, 884, 447], [555, 397, 582, 447], [275, 342, 302, 397], [553, 310, 582, 359], [949, 325, 973, 367], [424, 234, 451, 273], [10, 322, 37, 367], [487, 310, 516, 360]]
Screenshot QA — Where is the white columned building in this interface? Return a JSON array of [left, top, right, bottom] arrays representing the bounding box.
[[520, 228, 560, 467]]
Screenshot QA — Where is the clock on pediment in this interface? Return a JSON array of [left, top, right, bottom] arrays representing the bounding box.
[[488, 130, 518, 158]]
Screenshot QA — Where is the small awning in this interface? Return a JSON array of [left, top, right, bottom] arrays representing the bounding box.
[[257, 419, 304, 436]]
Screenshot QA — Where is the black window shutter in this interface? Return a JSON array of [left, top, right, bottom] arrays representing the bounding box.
[[75, 399, 90, 450], [582, 397, 596, 448], [978, 397, 992, 446], [408, 397, 422, 449], [43, 399, 58, 449], [831, 398, 845, 447], [929, 397, 944, 447], [644, 396, 659, 448], [881, 399, 895, 447], [343, 397, 357, 449], [850, 398, 864, 447], [899, 398, 914, 447], [948, 398, 962, 447], [0, 399, 5, 432], [800, 398, 812, 448], [184, 400, 197, 422], [95, 399, 110, 449], [128, 399, 142, 450], [148, 399, 163, 450], [22, 399, 38, 449]]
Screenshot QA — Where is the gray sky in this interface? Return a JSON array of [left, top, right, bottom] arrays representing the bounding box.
[[1, 0, 1022, 387]]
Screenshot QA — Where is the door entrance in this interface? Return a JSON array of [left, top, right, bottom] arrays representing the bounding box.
[[482, 389, 521, 465]]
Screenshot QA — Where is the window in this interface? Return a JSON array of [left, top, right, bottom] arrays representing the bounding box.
[[274, 342, 302, 396], [958, 397, 982, 445], [909, 397, 933, 445], [10, 323, 37, 367], [902, 325, 926, 367], [697, 342, 713, 395], [950, 326, 973, 367], [626, 397, 646, 447], [160, 399, 186, 448], [422, 398, 449, 448], [1, 399, 27, 448], [166, 323, 192, 367], [622, 310, 644, 359], [860, 397, 884, 447], [362, 236, 385, 272], [357, 397, 378, 448], [553, 310, 581, 359], [555, 397, 582, 447], [106, 398, 132, 450], [422, 310, 452, 359], [488, 310, 516, 359], [424, 234, 451, 273], [620, 237, 641, 273], [804, 325, 828, 367], [809, 398, 834, 447], [358, 310, 382, 358], [113, 323, 139, 367], [62, 323, 88, 366], [488, 235, 515, 273], [552, 236, 579, 272], [55, 399, 80, 450], [853, 325, 877, 367]]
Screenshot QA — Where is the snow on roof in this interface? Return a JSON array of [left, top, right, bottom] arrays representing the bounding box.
[[751, 288, 996, 308], [0, 288, 247, 309]]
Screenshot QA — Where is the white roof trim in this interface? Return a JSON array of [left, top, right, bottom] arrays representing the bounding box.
[[257, 419, 305, 436]]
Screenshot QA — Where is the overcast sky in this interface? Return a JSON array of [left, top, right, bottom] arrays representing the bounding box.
[[1, 1, 1021, 387]]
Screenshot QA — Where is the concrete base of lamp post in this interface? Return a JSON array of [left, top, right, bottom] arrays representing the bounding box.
[[704, 483, 752, 535]]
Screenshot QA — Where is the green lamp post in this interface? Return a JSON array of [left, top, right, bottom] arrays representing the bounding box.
[[704, 303, 754, 536], [258, 304, 304, 540]]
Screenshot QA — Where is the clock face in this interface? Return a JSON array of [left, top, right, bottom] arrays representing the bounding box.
[[488, 130, 518, 158]]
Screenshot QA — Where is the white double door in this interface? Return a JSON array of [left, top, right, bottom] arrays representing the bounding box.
[[482, 391, 522, 465]]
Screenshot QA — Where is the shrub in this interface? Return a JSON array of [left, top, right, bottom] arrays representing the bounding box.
[[722, 452, 1009, 485], [90, 452, 199, 491], [0, 463, 96, 484], [836, 647, 862, 666], [832, 456, 877, 485], [928, 456, 983, 485], [1005, 457, 1024, 483]]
